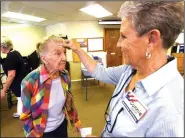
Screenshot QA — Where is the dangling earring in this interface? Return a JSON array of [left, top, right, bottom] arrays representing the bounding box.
[[146, 49, 151, 59]]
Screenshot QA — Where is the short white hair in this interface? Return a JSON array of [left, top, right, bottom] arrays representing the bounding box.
[[118, 1, 184, 49], [37, 35, 64, 55]]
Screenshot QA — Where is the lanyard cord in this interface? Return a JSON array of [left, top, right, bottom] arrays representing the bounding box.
[[106, 108, 124, 133], [104, 70, 136, 116], [104, 70, 136, 134]]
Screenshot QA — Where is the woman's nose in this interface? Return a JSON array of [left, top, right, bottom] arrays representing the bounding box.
[[117, 37, 122, 47], [61, 53, 66, 61]]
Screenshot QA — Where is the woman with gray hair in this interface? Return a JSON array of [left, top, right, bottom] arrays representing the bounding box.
[[63, 1, 184, 137], [1, 37, 26, 118], [20, 35, 81, 137]]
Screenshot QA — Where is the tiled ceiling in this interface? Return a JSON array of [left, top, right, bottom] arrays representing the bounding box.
[[1, 1, 125, 26]]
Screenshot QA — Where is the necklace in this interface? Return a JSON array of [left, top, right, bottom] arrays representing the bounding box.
[[126, 72, 140, 92]]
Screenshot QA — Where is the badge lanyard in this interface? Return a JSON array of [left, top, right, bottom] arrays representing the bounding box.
[[103, 70, 136, 134]]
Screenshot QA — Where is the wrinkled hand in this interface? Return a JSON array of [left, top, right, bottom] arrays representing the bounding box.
[[63, 40, 80, 52], [1, 90, 6, 100], [76, 125, 82, 133]]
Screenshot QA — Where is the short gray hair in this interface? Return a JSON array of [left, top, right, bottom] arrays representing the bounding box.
[[37, 35, 64, 55], [118, 1, 184, 49]]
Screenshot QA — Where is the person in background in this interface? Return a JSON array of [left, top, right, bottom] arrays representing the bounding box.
[[1, 37, 26, 118], [63, 1, 184, 137], [26, 42, 41, 72], [20, 35, 81, 137], [35, 42, 41, 61]]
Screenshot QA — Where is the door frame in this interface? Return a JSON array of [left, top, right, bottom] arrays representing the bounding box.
[[103, 28, 121, 67], [103, 28, 120, 52]]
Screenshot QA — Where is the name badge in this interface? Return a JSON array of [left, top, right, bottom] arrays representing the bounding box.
[[122, 91, 148, 123]]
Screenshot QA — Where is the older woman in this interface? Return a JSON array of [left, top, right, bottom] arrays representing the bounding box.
[[1, 37, 26, 118], [20, 35, 81, 137], [63, 1, 184, 137]]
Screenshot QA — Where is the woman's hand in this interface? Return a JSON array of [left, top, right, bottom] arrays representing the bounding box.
[[76, 125, 82, 132], [1, 89, 6, 100], [63, 40, 80, 52]]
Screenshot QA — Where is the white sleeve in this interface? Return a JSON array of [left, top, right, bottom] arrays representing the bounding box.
[[90, 64, 129, 85]]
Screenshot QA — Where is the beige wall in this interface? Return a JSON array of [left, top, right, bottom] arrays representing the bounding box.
[[46, 21, 120, 39], [69, 61, 81, 81], [63, 21, 104, 38], [1, 22, 46, 57]]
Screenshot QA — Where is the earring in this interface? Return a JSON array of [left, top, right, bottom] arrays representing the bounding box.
[[146, 49, 151, 59]]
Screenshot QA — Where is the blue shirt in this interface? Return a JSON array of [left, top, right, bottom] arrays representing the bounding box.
[[91, 57, 184, 137]]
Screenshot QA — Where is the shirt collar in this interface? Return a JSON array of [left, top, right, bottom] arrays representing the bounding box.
[[139, 56, 179, 96], [39, 65, 67, 84]]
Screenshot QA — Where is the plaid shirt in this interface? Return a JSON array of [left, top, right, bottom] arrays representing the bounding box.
[[20, 65, 81, 137]]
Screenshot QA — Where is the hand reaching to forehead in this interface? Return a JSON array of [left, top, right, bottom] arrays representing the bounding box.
[[63, 40, 80, 52]]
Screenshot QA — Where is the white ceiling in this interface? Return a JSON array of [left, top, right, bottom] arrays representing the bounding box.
[[1, 1, 124, 26]]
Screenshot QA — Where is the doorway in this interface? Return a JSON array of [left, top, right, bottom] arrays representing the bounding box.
[[104, 28, 122, 67]]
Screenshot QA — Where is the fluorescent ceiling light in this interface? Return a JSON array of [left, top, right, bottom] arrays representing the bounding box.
[[79, 4, 113, 18], [1, 24, 31, 30], [2, 11, 46, 22], [98, 20, 121, 25]]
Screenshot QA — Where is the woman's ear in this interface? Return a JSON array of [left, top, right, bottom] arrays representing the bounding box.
[[40, 54, 48, 65], [147, 29, 161, 46]]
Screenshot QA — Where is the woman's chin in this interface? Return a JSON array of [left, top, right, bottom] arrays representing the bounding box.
[[123, 58, 128, 65], [58, 67, 65, 71]]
